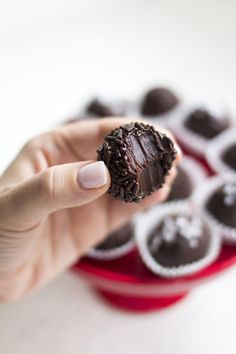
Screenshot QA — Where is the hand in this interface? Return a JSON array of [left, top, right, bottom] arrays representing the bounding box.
[[0, 118, 181, 302]]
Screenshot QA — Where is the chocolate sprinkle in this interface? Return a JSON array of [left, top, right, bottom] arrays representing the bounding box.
[[97, 122, 177, 202]]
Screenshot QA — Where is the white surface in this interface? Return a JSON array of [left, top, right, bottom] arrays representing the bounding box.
[[0, 0, 236, 353]]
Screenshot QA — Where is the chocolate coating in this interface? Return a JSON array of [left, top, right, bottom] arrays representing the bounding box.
[[167, 166, 193, 201], [184, 108, 229, 139], [97, 122, 176, 202], [206, 183, 236, 228], [222, 143, 236, 171], [148, 214, 210, 267], [141, 87, 179, 116], [95, 222, 134, 250]]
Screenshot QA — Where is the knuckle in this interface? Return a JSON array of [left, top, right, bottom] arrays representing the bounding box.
[[38, 169, 55, 203]]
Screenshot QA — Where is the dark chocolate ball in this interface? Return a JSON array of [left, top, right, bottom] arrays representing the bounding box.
[[95, 222, 134, 250], [141, 87, 179, 116], [222, 143, 236, 171], [206, 183, 236, 228], [167, 166, 193, 201], [86, 98, 124, 118], [97, 122, 177, 203], [148, 214, 210, 267], [86, 99, 115, 117], [184, 108, 229, 139]]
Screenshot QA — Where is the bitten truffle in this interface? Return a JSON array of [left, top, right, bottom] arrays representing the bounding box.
[[206, 183, 236, 228], [148, 214, 210, 267], [184, 108, 230, 139], [141, 87, 179, 116], [97, 122, 176, 202], [95, 222, 134, 250]]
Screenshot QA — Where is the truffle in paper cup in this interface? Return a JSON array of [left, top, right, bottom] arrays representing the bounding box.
[[136, 202, 221, 278], [205, 128, 236, 176], [166, 156, 207, 202], [81, 93, 133, 119], [88, 222, 135, 260], [132, 87, 182, 127], [168, 102, 232, 157], [192, 174, 236, 244]]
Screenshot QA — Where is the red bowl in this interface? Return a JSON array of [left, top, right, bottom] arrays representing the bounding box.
[[72, 245, 236, 312]]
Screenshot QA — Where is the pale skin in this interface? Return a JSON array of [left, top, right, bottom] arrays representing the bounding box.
[[0, 118, 181, 302]]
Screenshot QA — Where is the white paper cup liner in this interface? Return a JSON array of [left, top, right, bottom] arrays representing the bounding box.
[[87, 223, 136, 261], [168, 102, 234, 157], [192, 174, 236, 243], [205, 128, 236, 176], [135, 201, 222, 278]]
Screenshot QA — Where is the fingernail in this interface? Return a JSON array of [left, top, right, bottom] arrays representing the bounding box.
[[77, 161, 108, 189]]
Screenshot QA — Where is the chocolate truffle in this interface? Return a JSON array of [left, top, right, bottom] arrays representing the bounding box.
[[222, 143, 236, 171], [148, 214, 210, 267], [86, 98, 124, 117], [141, 87, 179, 116], [206, 183, 236, 228], [184, 108, 229, 139], [95, 222, 134, 251], [97, 122, 176, 202], [167, 166, 193, 201]]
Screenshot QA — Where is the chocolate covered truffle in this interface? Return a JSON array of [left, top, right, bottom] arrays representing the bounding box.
[[148, 215, 210, 267], [141, 87, 179, 116], [97, 122, 176, 202], [86, 98, 124, 117], [206, 183, 236, 229], [222, 143, 236, 171], [167, 166, 193, 201], [95, 222, 134, 251], [184, 108, 229, 139]]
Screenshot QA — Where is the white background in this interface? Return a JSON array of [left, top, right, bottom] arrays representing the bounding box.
[[0, 0, 236, 353]]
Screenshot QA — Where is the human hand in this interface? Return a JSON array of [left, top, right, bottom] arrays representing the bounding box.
[[0, 118, 181, 302]]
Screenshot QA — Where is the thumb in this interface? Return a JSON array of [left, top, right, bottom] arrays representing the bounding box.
[[1, 161, 110, 225]]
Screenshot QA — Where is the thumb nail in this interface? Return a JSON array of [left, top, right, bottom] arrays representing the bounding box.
[[77, 161, 108, 189]]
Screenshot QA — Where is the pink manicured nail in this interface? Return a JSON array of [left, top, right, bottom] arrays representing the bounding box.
[[77, 161, 108, 189]]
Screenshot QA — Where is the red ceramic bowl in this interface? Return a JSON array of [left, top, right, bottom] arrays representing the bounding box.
[[72, 245, 236, 312]]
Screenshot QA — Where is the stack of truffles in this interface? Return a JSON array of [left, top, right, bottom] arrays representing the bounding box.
[[72, 86, 236, 278]]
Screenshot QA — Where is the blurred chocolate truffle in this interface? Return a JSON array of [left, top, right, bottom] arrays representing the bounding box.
[[141, 87, 179, 116], [148, 214, 210, 267], [86, 98, 124, 118], [97, 122, 176, 202], [206, 182, 236, 228], [167, 166, 193, 201], [95, 222, 134, 251], [222, 143, 236, 171], [184, 108, 230, 139]]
